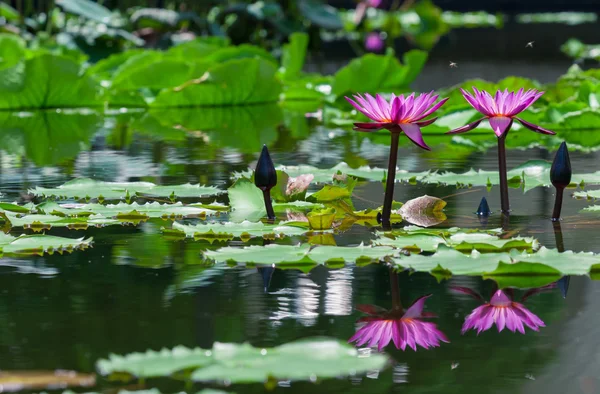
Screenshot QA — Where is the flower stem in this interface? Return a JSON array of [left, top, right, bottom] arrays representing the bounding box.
[[497, 134, 510, 214], [263, 189, 275, 221], [552, 220, 564, 252], [389, 268, 402, 312], [381, 132, 400, 229], [551, 187, 564, 222]]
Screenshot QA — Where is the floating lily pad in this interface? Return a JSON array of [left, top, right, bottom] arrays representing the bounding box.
[[0, 233, 93, 256], [163, 221, 310, 242], [38, 201, 218, 220], [233, 162, 427, 183], [574, 190, 600, 200], [97, 339, 388, 383], [392, 246, 600, 282], [204, 243, 397, 270], [0, 212, 119, 231], [29, 178, 224, 201]]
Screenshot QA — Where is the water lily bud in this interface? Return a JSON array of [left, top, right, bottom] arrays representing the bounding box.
[[476, 196, 491, 216], [365, 32, 384, 53], [550, 142, 571, 189], [557, 276, 569, 299], [257, 266, 275, 293], [254, 145, 277, 191]]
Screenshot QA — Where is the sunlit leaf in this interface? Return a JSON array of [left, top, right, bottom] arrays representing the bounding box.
[[56, 0, 114, 25], [0, 233, 93, 256], [152, 58, 281, 107], [97, 339, 388, 383], [29, 179, 224, 201], [280, 32, 309, 81], [164, 220, 309, 242], [298, 0, 343, 30]]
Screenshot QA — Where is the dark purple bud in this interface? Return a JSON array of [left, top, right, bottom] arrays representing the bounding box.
[[557, 276, 570, 299], [254, 145, 277, 191], [550, 142, 571, 189], [476, 196, 491, 216]]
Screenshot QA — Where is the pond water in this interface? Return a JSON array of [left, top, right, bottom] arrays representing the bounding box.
[[1, 93, 600, 394]]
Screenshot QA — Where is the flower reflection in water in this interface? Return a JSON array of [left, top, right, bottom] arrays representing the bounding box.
[[350, 270, 448, 351], [452, 286, 550, 335]]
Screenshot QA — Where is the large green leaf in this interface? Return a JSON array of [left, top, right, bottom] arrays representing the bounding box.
[[280, 32, 309, 80], [0, 212, 119, 230], [29, 179, 224, 201], [298, 0, 343, 30], [0, 233, 93, 256], [151, 58, 282, 107], [56, 0, 114, 25], [97, 339, 388, 383], [0, 53, 101, 109], [332, 51, 428, 97], [165, 37, 231, 59]]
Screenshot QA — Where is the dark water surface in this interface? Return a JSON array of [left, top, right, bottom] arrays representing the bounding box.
[[1, 93, 600, 392]]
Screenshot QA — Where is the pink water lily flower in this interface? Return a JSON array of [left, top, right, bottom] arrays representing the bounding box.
[[448, 88, 556, 137], [345, 92, 448, 150], [452, 287, 545, 335], [349, 294, 449, 351]]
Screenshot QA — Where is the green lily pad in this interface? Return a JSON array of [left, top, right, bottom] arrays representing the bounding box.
[[204, 243, 397, 269], [97, 338, 388, 384], [232, 162, 427, 183], [0, 212, 119, 231], [38, 201, 218, 220], [163, 221, 310, 242], [393, 245, 600, 278], [574, 190, 600, 200], [375, 226, 535, 253], [190, 338, 388, 384], [29, 178, 224, 201], [0, 233, 93, 256]]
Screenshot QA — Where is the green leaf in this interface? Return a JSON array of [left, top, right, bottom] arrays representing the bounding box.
[[204, 243, 396, 268], [306, 208, 336, 230], [233, 162, 428, 183], [164, 220, 310, 242], [298, 0, 343, 30], [29, 179, 224, 201], [0, 53, 101, 109], [281, 32, 309, 80], [227, 178, 266, 222], [393, 246, 600, 280], [0, 211, 119, 230], [165, 37, 231, 59], [332, 52, 426, 97], [0, 233, 93, 256], [0, 2, 20, 21], [98, 339, 388, 383], [56, 0, 114, 25], [399, 50, 429, 86], [38, 201, 218, 220], [152, 58, 282, 107], [86, 49, 148, 81]]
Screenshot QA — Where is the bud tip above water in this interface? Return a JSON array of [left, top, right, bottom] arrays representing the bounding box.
[[254, 145, 277, 191], [476, 196, 491, 216], [550, 141, 572, 189]]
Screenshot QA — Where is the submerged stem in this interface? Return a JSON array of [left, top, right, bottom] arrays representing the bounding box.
[[381, 132, 400, 229], [552, 187, 564, 222], [389, 268, 402, 312], [497, 134, 510, 214], [263, 189, 275, 221]]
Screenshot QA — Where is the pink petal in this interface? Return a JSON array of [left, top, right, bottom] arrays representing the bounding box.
[[399, 123, 431, 150], [450, 286, 485, 302], [352, 122, 389, 132], [391, 320, 403, 349], [415, 117, 438, 127], [411, 97, 449, 121], [460, 88, 484, 113], [490, 290, 512, 306], [391, 96, 404, 123], [403, 294, 432, 318], [376, 94, 391, 120], [346, 96, 378, 121], [377, 322, 394, 351], [488, 116, 513, 137], [515, 117, 556, 135], [496, 308, 506, 332], [446, 117, 486, 134], [365, 94, 386, 120]]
